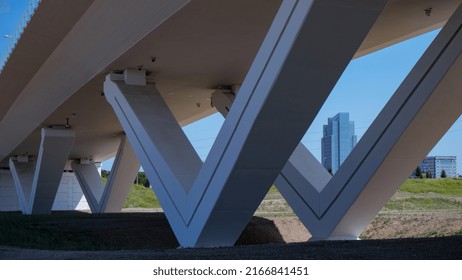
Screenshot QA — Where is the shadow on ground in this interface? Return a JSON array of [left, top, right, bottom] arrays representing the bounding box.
[[1, 211, 462, 259], [0, 211, 285, 251]]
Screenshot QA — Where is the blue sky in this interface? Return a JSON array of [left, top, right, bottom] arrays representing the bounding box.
[[183, 28, 462, 175], [2, 1, 461, 174], [0, 0, 29, 57]]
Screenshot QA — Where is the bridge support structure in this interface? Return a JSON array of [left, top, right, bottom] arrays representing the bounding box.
[[9, 128, 75, 215], [104, 0, 390, 247], [72, 135, 140, 213]]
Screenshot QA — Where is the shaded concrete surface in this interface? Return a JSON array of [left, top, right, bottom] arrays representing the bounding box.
[[1, 236, 462, 260]]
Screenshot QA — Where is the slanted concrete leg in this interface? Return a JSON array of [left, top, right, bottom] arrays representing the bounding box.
[[212, 87, 332, 233], [72, 162, 105, 213], [210, 3, 462, 241], [105, 0, 386, 247], [9, 128, 75, 215], [214, 3, 462, 241], [326, 5, 462, 239], [73, 135, 140, 213], [104, 69, 202, 240], [101, 135, 140, 212], [9, 160, 35, 215]]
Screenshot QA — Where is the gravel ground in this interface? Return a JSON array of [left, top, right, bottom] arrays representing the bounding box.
[[1, 235, 462, 260]]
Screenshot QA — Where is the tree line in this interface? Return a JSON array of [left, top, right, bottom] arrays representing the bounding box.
[[101, 170, 150, 188], [414, 166, 447, 179]]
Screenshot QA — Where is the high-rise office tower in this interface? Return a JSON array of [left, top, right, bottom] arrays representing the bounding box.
[[322, 112, 357, 174]]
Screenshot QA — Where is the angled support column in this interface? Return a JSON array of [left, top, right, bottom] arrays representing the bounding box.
[[266, 3, 462, 240], [212, 88, 331, 216], [72, 135, 140, 213], [9, 128, 75, 215], [105, 0, 386, 247], [324, 4, 462, 239], [104, 69, 203, 224]]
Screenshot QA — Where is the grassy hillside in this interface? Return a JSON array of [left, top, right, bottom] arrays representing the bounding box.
[[384, 197, 462, 211], [123, 184, 280, 209], [400, 178, 462, 195], [123, 184, 160, 208], [122, 178, 462, 209]]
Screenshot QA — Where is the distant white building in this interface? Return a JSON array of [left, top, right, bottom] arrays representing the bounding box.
[[419, 156, 457, 178]]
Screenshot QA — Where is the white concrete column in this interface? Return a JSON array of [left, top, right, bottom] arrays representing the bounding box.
[[72, 135, 140, 213], [72, 162, 105, 213], [101, 135, 140, 212], [105, 0, 386, 247], [325, 3, 462, 239], [188, 0, 387, 247], [212, 88, 331, 224], [270, 3, 462, 240], [9, 160, 34, 214], [104, 69, 203, 229], [9, 128, 75, 215]]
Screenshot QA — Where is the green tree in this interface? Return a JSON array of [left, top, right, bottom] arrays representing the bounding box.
[[101, 170, 110, 178], [134, 172, 150, 188], [426, 171, 433, 179], [415, 166, 422, 178], [441, 170, 447, 178]]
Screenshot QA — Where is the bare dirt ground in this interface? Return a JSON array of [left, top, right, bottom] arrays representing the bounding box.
[[363, 211, 462, 239], [259, 191, 462, 239]]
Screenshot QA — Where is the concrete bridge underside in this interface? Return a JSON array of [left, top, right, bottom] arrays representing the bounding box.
[[1, 0, 462, 247]]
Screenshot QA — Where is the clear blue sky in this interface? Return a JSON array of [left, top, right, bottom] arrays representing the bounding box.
[[183, 28, 462, 175], [2, 1, 461, 174], [0, 0, 29, 57]]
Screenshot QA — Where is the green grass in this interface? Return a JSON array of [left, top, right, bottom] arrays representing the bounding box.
[[384, 197, 462, 211], [121, 178, 462, 209], [123, 184, 160, 208], [122, 184, 278, 209], [400, 178, 462, 195]]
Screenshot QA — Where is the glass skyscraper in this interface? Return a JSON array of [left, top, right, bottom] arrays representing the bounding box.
[[321, 112, 357, 174]]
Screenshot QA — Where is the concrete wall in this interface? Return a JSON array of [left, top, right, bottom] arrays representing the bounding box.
[[0, 170, 18, 211], [53, 171, 89, 211], [0, 170, 89, 211]]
